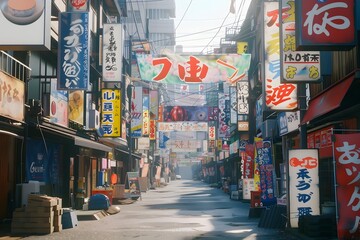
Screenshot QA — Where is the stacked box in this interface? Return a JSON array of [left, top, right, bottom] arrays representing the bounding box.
[[11, 194, 63, 235]]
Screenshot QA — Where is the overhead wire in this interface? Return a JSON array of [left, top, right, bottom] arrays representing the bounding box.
[[175, 0, 192, 31], [198, 10, 230, 54]]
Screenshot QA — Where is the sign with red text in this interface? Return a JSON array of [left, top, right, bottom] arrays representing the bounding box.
[[289, 149, 320, 228], [136, 54, 251, 84], [334, 133, 360, 239], [149, 120, 156, 140], [264, 2, 297, 110], [208, 126, 216, 140], [295, 0, 355, 50]]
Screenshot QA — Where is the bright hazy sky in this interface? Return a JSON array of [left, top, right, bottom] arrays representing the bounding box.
[[174, 0, 251, 54]]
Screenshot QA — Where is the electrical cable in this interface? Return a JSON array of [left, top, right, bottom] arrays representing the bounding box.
[[199, 11, 231, 54], [175, 0, 192, 31]]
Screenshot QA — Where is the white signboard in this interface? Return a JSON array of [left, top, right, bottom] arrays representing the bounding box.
[[102, 24, 124, 82], [157, 122, 208, 132], [264, 2, 297, 110], [289, 149, 320, 228], [0, 0, 51, 50], [137, 137, 150, 150], [242, 178, 256, 200]]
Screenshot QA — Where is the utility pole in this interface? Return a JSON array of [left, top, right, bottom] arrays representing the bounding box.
[[128, 35, 133, 171]]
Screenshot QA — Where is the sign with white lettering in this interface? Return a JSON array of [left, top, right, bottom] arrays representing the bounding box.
[[295, 0, 355, 50], [58, 12, 90, 90]]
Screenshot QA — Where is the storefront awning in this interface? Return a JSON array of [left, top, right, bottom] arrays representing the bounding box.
[[38, 124, 112, 152], [116, 147, 142, 159], [301, 74, 354, 124], [74, 136, 112, 152]]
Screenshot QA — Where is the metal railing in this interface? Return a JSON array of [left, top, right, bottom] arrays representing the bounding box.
[[0, 51, 31, 82]]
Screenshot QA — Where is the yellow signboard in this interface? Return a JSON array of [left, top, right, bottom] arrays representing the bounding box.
[[101, 89, 121, 137]]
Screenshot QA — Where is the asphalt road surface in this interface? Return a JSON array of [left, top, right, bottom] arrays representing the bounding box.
[[21, 179, 301, 240]]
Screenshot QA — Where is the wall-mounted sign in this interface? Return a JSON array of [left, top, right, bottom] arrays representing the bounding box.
[[0, 71, 24, 122]]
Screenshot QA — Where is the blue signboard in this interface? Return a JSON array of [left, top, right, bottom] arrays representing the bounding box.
[[26, 139, 60, 184], [58, 12, 90, 90]]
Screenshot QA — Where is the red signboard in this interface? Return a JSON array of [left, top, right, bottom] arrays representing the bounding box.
[[295, 0, 355, 50], [334, 133, 360, 239], [307, 125, 333, 158], [149, 120, 156, 140]]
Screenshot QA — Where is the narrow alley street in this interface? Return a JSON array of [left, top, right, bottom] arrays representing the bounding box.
[[20, 179, 299, 240]]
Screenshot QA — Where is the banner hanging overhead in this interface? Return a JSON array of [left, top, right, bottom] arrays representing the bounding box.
[[136, 54, 251, 84]]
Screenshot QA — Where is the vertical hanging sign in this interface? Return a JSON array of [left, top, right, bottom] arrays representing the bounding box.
[[334, 133, 360, 239], [131, 87, 143, 137], [263, 2, 297, 110], [58, 12, 90, 90], [101, 89, 121, 137], [142, 88, 150, 136], [102, 24, 124, 82], [288, 149, 320, 228], [280, 0, 321, 82]]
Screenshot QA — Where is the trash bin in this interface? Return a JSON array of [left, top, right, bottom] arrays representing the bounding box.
[[88, 194, 110, 210]]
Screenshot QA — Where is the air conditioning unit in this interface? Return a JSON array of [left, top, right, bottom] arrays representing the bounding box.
[[88, 109, 100, 129]]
